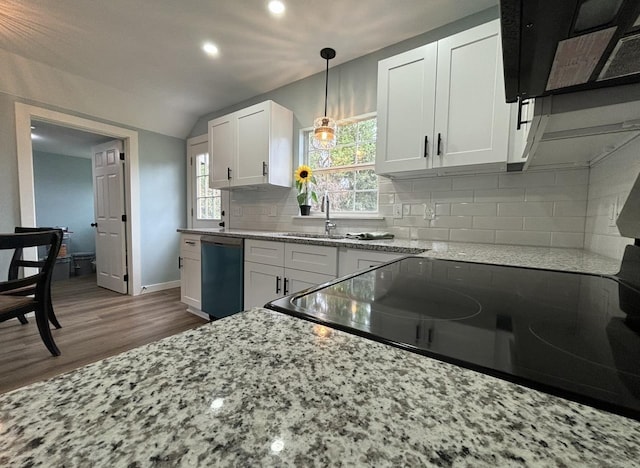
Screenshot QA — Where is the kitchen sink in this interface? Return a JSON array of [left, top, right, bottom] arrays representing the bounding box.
[[283, 232, 345, 240]]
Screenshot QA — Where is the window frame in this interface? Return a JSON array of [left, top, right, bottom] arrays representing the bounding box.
[[300, 112, 379, 215], [187, 135, 222, 228]]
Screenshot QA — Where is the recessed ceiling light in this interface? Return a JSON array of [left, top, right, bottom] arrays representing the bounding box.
[[202, 42, 219, 57], [268, 0, 285, 16]]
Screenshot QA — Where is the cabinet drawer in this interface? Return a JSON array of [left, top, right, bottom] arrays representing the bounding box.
[[284, 243, 337, 276], [180, 235, 201, 257], [244, 239, 285, 266]]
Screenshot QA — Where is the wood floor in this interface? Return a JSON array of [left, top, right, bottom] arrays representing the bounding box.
[[0, 274, 207, 394]]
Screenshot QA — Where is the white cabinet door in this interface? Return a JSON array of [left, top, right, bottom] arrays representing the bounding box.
[[376, 43, 437, 175], [235, 102, 270, 186], [180, 234, 201, 310], [180, 256, 201, 309], [285, 269, 335, 296], [208, 101, 293, 189], [433, 20, 510, 170], [243, 261, 283, 309], [209, 114, 235, 189]]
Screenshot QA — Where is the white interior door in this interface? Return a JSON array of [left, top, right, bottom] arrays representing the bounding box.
[[92, 140, 128, 294]]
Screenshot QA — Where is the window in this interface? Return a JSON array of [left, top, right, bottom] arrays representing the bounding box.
[[188, 137, 221, 228], [195, 152, 221, 220], [304, 115, 378, 213]]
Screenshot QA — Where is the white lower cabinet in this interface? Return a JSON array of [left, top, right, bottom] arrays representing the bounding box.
[[244, 240, 337, 309], [338, 248, 403, 277], [179, 234, 201, 311]]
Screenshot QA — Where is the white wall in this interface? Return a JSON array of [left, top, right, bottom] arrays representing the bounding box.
[[585, 137, 640, 259]]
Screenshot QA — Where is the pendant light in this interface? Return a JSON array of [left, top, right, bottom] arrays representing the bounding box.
[[312, 47, 337, 150]]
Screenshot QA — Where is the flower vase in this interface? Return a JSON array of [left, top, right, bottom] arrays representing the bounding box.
[[299, 205, 311, 216]]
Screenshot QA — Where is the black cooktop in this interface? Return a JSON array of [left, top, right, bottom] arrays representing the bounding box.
[[266, 256, 640, 421]]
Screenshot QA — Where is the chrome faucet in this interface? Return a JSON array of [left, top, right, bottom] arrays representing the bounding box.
[[321, 192, 337, 237]]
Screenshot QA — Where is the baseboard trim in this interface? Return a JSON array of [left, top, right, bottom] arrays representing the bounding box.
[[140, 280, 181, 294], [186, 307, 209, 320]]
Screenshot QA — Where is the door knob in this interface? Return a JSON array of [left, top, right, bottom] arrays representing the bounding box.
[[91, 223, 98, 227]]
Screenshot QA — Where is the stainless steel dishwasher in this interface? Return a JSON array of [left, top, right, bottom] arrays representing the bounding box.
[[200, 235, 243, 319]]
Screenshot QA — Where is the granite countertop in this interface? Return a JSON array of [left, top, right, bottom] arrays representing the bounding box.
[[179, 228, 622, 275], [1, 308, 639, 467]]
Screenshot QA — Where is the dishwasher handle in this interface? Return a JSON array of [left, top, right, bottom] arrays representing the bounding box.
[[200, 236, 243, 248]]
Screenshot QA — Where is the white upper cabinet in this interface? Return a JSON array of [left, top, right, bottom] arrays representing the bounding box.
[[376, 20, 511, 177], [208, 100, 293, 189], [376, 42, 437, 174]]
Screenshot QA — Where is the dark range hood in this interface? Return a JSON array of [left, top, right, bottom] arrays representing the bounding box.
[[500, 0, 640, 103]]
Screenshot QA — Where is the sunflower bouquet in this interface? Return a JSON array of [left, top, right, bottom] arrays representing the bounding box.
[[294, 164, 318, 207]]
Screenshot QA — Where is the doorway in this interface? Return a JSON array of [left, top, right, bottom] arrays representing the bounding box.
[[15, 103, 142, 296]]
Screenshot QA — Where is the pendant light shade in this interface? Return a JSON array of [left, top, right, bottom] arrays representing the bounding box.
[[312, 48, 337, 150]]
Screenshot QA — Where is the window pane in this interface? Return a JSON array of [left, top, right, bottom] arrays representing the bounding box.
[[316, 171, 354, 192], [330, 191, 355, 211], [213, 196, 221, 219], [309, 150, 331, 168], [337, 122, 358, 145], [355, 169, 377, 190], [197, 175, 209, 197], [356, 142, 376, 164], [330, 145, 356, 167], [305, 116, 378, 213], [355, 191, 378, 212], [358, 119, 376, 141]]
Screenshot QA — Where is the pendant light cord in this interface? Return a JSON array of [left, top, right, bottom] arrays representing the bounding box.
[[324, 57, 329, 117]]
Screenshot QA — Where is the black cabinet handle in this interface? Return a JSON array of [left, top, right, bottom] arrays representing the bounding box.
[[437, 133, 442, 156], [91, 222, 98, 227], [262, 161, 268, 176], [275, 276, 281, 294], [284, 278, 289, 295], [227, 167, 232, 180], [178, 256, 182, 269], [517, 98, 531, 130], [423, 135, 429, 158]]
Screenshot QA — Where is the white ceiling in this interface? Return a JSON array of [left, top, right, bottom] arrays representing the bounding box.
[[0, 0, 497, 137]]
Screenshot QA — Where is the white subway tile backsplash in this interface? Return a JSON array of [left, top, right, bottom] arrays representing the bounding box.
[[551, 232, 584, 248], [414, 227, 450, 241], [450, 229, 495, 243], [498, 201, 554, 217], [525, 185, 588, 202], [523, 217, 585, 233], [473, 188, 525, 203], [412, 177, 453, 192], [495, 231, 551, 247], [435, 203, 451, 216], [554, 169, 589, 186], [473, 216, 523, 230], [378, 193, 395, 205], [452, 174, 498, 190], [431, 216, 473, 229], [498, 171, 556, 188], [451, 203, 497, 216], [553, 201, 587, 217], [430, 190, 474, 203]]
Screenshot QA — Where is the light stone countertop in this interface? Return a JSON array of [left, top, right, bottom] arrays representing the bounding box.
[[179, 228, 622, 275], [1, 308, 638, 467]]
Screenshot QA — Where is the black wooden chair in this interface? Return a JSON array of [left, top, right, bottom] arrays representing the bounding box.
[[0, 231, 62, 356], [7, 227, 63, 329]]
